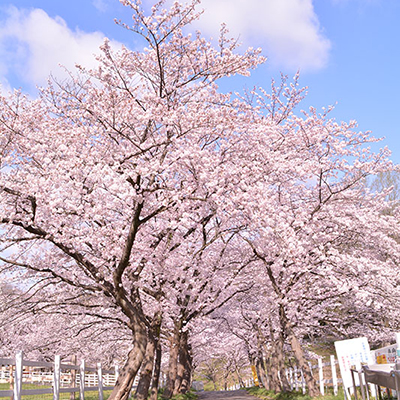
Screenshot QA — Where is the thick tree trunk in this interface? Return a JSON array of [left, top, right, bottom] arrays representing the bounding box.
[[173, 347, 185, 394], [223, 369, 229, 391], [178, 334, 193, 394], [268, 322, 287, 392], [173, 331, 192, 395], [268, 345, 280, 390], [235, 368, 245, 388], [256, 330, 270, 390], [162, 322, 181, 399], [276, 335, 291, 392], [134, 334, 156, 400], [108, 325, 147, 400], [149, 339, 162, 400], [289, 333, 319, 397], [278, 303, 319, 397], [256, 357, 269, 390], [264, 356, 276, 391], [135, 312, 162, 400]]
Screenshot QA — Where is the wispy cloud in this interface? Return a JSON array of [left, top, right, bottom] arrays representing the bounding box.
[[0, 0, 331, 94], [195, 0, 331, 72], [0, 6, 122, 93], [92, 0, 110, 13]]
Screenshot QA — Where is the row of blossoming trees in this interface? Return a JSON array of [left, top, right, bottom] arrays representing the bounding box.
[[1, 0, 400, 399]]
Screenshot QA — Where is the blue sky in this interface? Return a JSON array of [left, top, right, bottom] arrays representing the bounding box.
[[0, 0, 399, 163]]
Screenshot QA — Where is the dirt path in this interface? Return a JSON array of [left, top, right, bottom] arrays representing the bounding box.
[[197, 389, 255, 399]]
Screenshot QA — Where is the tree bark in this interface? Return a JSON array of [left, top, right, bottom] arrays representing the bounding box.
[[134, 334, 156, 400], [256, 329, 270, 390], [177, 332, 193, 394], [162, 322, 181, 399], [256, 356, 269, 390], [108, 324, 147, 400], [268, 322, 287, 392], [235, 368, 245, 388], [135, 312, 162, 400], [149, 339, 162, 400], [173, 330, 192, 395], [278, 303, 319, 397], [289, 333, 319, 397], [276, 334, 291, 392]]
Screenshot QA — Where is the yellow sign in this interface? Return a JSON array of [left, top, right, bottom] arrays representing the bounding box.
[[251, 365, 259, 386], [377, 354, 387, 364]]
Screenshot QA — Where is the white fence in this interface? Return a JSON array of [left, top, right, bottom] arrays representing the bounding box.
[[0, 351, 119, 400], [285, 355, 342, 395], [227, 354, 343, 394]]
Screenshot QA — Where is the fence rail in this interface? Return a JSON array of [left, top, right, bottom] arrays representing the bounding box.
[[0, 352, 119, 400], [227, 354, 343, 394], [285, 355, 343, 395]]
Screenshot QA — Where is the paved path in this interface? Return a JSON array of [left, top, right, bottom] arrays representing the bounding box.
[[197, 390, 255, 400]]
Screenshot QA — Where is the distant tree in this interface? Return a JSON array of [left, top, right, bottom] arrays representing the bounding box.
[[370, 171, 400, 203]]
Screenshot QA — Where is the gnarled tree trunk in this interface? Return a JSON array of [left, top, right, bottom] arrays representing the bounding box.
[[289, 333, 319, 397], [135, 312, 162, 400], [268, 321, 288, 392], [174, 331, 192, 394], [108, 323, 147, 400], [135, 336, 156, 400], [162, 321, 181, 399], [278, 304, 319, 397]]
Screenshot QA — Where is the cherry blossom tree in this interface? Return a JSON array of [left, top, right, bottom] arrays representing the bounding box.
[[0, 279, 131, 365], [0, 0, 264, 399], [225, 78, 399, 395], [1, 1, 399, 399]]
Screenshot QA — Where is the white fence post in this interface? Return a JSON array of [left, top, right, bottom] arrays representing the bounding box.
[[318, 358, 324, 395], [330, 355, 338, 395], [294, 366, 299, 391], [14, 351, 23, 400], [301, 369, 306, 394], [97, 363, 103, 400], [308, 361, 313, 376], [79, 360, 85, 400], [289, 368, 294, 390], [53, 355, 61, 400], [115, 364, 119, 384]]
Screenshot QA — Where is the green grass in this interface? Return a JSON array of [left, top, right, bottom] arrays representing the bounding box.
[[154, 388, 198, 400], [169, 389, 198, 400], [0, 383, 111, 400], [246, 386, 345, 400]]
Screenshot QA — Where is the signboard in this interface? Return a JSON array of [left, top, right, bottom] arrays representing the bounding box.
[[334, 337, 373, 393], [251, 365, 259, 386], [374, 344, 397, 364]]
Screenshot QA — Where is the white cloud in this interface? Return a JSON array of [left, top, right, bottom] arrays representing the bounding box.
[[195, 0, 331, 71], [92, 0, 110, 13], [0, 1, 330, 93], [0, 6, 122, 91]]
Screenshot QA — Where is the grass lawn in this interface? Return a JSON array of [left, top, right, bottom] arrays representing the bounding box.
[[0, 383, 111, 400], [246, 387, 345, 400]]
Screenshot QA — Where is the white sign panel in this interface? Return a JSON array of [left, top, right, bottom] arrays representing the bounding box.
[[334, 337, 373, 391]]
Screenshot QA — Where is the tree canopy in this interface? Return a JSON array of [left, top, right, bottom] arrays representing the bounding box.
[[1, 0, 399, 398]]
